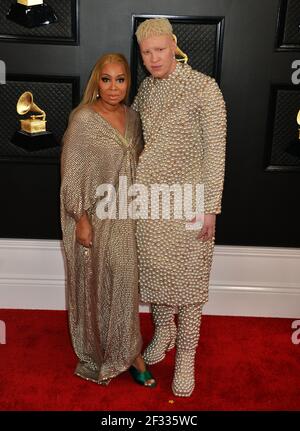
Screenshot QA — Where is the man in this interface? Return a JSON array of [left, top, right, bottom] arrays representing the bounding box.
[[132, 18, 226, 397]]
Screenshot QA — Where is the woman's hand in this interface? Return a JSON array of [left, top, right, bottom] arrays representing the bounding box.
[[75, 213, 93, 247]]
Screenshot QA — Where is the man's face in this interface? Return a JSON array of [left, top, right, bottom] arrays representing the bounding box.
[[139, 34, 177, 79]]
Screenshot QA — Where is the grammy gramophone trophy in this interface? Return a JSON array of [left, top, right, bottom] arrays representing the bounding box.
[[286, 109, 300, 158], [7, 0, 57, 29], [11, 91, 57, 151]]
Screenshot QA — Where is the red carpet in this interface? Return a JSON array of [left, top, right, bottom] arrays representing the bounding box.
[[0, 309, 299, 411]]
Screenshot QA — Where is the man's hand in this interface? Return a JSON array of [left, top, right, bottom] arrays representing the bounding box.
[[75, 213, 93, 247], [197, 213, 216, 241], [188, 213, 216, 241]]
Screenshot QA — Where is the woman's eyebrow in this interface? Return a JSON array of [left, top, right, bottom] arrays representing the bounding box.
[[100, 73, 125, 77]]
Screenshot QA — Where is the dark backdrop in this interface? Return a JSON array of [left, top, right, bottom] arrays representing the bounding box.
[[0, 0, 299, 247]]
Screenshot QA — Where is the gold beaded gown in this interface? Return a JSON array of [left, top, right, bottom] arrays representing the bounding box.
[[60, 105, 143, 384], [132, 63, 227, 306]]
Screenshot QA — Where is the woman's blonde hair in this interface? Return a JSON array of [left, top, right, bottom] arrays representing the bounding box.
[[68, 53, 131, 123]]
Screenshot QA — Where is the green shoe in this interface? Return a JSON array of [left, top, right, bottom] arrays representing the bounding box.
[[129, 366, 157, 388]]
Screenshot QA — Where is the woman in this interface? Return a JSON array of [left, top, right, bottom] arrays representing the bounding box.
[[60, 53, 155, 387]]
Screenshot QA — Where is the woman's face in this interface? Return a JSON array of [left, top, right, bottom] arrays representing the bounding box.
[[98, 62, 128, 106]]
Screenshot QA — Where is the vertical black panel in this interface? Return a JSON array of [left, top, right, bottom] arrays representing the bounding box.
[[0, 74, 79, 162], [0, 0, 79, 44], [276, 0, 300, 51], [130, 15, 224, 99], [265, 85, 300, 171]]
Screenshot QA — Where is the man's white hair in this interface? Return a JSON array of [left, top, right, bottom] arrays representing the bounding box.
[[135, 18, 173, 43]]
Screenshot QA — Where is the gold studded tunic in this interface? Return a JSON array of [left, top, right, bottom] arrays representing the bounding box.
[[132, 63, 226, 306], [60, 105, 143, 384]]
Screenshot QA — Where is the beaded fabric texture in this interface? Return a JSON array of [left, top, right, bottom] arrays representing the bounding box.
[[172, 303, 203, 396], [132, 62, 227, 306], [143, 304, 177, 365]]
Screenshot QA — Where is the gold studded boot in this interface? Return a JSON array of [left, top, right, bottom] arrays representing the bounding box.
[[143, 304, 177, 365], [172, 303, 203, 397]]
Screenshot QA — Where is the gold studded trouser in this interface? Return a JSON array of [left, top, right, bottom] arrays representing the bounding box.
[[176, 303, 203, 351], [151, 303, 203, 350], [151, 304, 176, 327], [143, 304, 177, 364]]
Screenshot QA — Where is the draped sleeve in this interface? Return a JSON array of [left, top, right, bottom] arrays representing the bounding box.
[[60, 107, 124, 222]]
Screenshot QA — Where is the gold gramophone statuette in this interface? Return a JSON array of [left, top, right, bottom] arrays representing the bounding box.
[[18, 0, 43, 6], [17, 91, 46, 134], [173, 34, 188, 64]]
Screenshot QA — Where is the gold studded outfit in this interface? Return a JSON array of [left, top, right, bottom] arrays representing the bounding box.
[[132, 63, 227, 307], [133, 62, 226, 397], [60, 105, 143, 384]]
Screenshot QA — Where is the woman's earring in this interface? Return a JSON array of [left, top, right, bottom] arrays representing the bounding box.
[[96, 92, 100, 99]]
